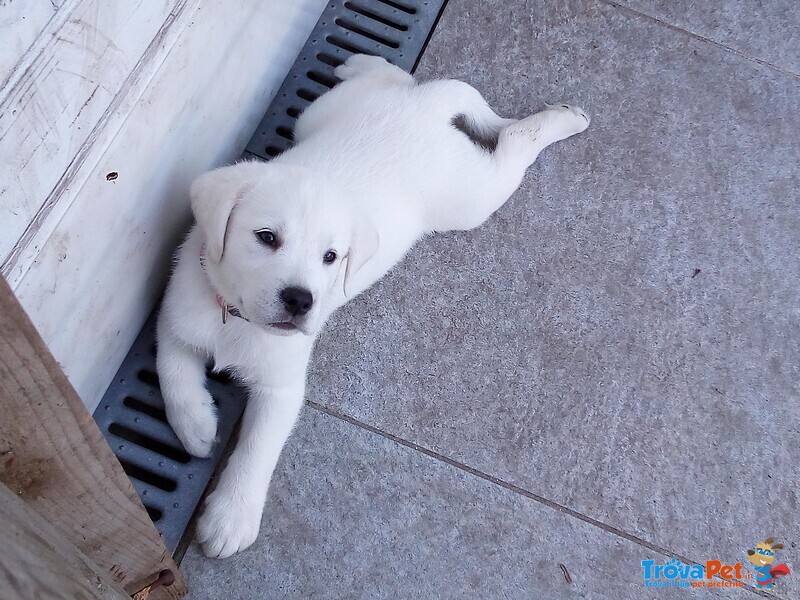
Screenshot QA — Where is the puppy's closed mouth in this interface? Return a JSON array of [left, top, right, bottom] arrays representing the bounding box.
[[269, 322, 301, 333]]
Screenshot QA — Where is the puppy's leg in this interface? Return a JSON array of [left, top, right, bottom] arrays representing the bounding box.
[[334, 53, 413, 86], [196, 382, 305, 558], [497, 103, 590, 168], [431, 102, 590, 232], [157, 334, 217, 457]]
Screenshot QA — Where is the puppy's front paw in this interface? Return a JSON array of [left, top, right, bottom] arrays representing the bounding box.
[[196, 485, 263, 558], [166, 395, 217, 458]]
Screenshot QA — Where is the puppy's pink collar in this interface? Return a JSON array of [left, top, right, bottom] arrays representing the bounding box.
[[199, 243, 247, 324]]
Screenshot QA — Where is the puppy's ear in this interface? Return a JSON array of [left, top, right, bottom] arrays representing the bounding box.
[[344, 216, 379, 298], [191, 163, 258, 263]]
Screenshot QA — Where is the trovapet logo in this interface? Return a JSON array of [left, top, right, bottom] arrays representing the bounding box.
[[641, 538, 791, 590], [641, 558, 746, 589]]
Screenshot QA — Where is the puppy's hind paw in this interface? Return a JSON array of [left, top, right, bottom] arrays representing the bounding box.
[[334, 54, 412, 86], [334, 54, 390, 80], [544, 102, 591, 137]]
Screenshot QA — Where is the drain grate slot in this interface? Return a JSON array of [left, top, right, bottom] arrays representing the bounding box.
[[286, 107, 303, 119], [108, 423, 191, 464], [137, 369, 159, 387], [344, 2, 409, 30], [316, 52, 344, 68], [119, 459, 178, 492], [144, 505, 164, 522], [206, 368, 234, 384], [296, 87, 320, 103], [326, 34, 375, 56], [334, 18, 401, 48], [275, 125, 295, 141], [375, 0, 417, 14], [96, 0, 447, 555], [123, 396, 168, 422], [306, 70, 339, 88]]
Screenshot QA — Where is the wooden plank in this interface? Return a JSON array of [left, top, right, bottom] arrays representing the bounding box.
[[0, 276, 186, 599], [0, 0, 187, 277], [0, 481, 129, 600], [13, 0, 327, 410]]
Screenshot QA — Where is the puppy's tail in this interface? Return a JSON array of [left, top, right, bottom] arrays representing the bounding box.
[[450, 110, 516, 152], [438, 80, 515, 151]]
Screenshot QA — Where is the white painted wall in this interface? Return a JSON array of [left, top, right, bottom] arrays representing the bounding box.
[[1, 0, 327, 410]]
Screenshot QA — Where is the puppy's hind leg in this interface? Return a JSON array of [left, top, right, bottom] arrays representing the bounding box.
[[497, 103, 590, 168], [432, 101, 590, 233], [334, 54, 413, 86]]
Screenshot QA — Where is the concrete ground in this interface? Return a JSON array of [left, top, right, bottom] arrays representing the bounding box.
[[182, 1, 799, 598]]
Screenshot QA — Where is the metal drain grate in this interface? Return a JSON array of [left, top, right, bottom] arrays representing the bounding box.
[[94, 0, 447, 554], [94, 312, 247, 553], [244, 0, 447, 161]]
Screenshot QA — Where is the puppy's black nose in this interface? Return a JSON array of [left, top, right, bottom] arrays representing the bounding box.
[[280, 286, 313, 316]]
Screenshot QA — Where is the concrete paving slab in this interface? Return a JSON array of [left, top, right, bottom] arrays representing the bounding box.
[[181, 409, 743, 599], [616, 0, 800, 75]]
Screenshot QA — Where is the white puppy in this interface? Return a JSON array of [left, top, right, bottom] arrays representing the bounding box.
[[157, 54, 589, 558]]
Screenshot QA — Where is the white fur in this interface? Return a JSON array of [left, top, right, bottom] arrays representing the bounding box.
[[157, 54, 589, 558]]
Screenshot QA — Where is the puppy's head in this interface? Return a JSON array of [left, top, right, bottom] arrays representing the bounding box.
[[191, 161, 378, 336]]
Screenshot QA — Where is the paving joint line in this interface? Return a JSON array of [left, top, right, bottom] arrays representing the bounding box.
[[599, 0, 800, 81], [306, 400, 777, 598]]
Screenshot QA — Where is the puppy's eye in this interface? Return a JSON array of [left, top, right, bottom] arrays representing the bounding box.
[[323, 250, 337, 264], [255, 229, 278, 247]]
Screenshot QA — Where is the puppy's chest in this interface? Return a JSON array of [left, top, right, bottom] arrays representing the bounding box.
[[209, 323, 310, 383]]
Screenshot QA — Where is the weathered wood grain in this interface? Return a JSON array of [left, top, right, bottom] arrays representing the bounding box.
[[0, 481, 130, 600], [0, 276, 186, 599]]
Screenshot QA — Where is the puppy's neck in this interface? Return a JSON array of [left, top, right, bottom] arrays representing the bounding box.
[[198, 242, 247, 324]]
